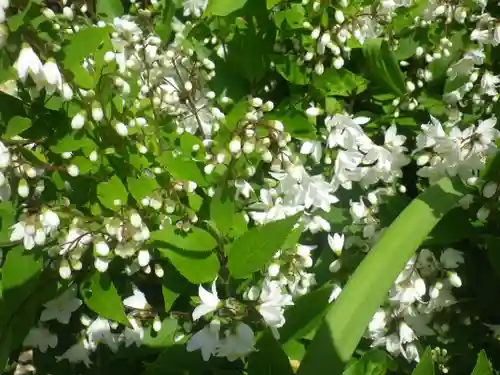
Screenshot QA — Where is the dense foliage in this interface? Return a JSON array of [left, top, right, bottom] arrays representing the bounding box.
[[2, 0, 500, 374]]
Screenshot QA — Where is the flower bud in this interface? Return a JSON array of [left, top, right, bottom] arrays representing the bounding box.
[[483, 181, 497, 199], [477, 206, 490, 221], [448, 271, 462, 288], [229, 137, 242, 154], [18, 179, 29, 198], [71, 113, 86, 130], [67, 164, 80, 177], [334, 10, 345, 23], [95, 241, 110, 257], [115, 122, 128, 137]]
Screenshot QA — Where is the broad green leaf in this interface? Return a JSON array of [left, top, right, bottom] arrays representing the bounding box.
[[411, 348, 434, 375], [275, 56, 309, 85], [265, 110, 316, 140], [204, 0, 247, 16], [470, 350, 493, 375], [97, 176, 129, 211], [63, 26, 112, 68], [152, 226, 217, 251], [156, 0, 176, 41], [228, 213, 301, 278], [159, 248, 220, 284], [0, 248, 57, 370], [297, 177, 469, 375], [161, 263, 190, 312], [279, 284, 332, 344], [247, 332, 295, 375], [127, 176, 160, 202], [363, 38, 406, 96], [158, 152, 207, 186], [143, 317, 179, 348], [210, 188, 235, 235], [4, 116, 31, 138], [394, 35, 418, 61], [424, 207, 474, 246], [1, 248, 43, 316], [96, 0, 124, 18], [313, 69, 368, 96], [342, 350, 391, 375], [50, 133, 96, 154], [83, 272, 130, 326]]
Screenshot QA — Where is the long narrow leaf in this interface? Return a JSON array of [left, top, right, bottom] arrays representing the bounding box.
[[297, 176, 470, 375]]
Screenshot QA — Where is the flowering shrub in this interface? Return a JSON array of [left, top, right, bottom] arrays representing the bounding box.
[[2, 0, 500, 374]]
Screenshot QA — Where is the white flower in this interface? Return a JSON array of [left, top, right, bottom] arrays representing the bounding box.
[[40, 209, 60, 234], [56, 339, 93, 367], [300, 141, 322, 163], [440, 248, 464, 269], [15, 45, 45, 84], [186, 319, 221, 361], [40, 286, 82, 324], [10, 221, 37, 250], [217, 322, 256, 361], [87, 317, 119, 352], [123, 287, 150, 310], [122, 317, 144, 347], [192, 280, 220, 321], [43, 60, 63, 93], [257, 280, 293, 332], [0, 141, 10, 168], [399, 322, 416, 344], [60, 227, 92, 255], [481, 71, 500, 96], [183, 0, 208, 17], [23, 326, 58, 353], [328, 233, 344, 256]]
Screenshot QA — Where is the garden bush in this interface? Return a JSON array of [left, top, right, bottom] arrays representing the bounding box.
[[1, 0, 500, 374]]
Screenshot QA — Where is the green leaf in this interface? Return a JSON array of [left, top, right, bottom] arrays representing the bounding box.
[[158, 152, 207, 186], [210, 188, 235, 235], [0, 203, 15, 244], [142, 317, 178, 348], [97, 176, 129, 211], [265, 110, 316, 140], [83, 272, 130, 326], [279, 284, 332, 344], [470, 350, 493, 375], [161, 263, 190, 312], [63, 26, 112, 68], [127, 176, 160, 202], [143, 344, 207, 375], [204, 0, 247, 16], [1, 248, 43, 317], [297, 177, 469, 375], [228, 213, 302, 278], [96, 0, 124, 18], [267, 0, 284, 8], [4, 116, 31, 138], [275, 56, 309, 85], [363, 38, 406, 96], [247, 332, 295, 375], [159, 248, 220, 284], [342, 350, 391, 375], [313, 69, 368, 96], [0, 248, 57, 370], [152, 226, 217, 251], [411, 348, 434, 375], [50, 133, 96, 154], [156, 0, 176, 41]]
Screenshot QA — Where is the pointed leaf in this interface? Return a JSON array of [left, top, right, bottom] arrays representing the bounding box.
[[297, 177, 469, 375], [83, 272, 130, 327], [228, 213, 302, 278]]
